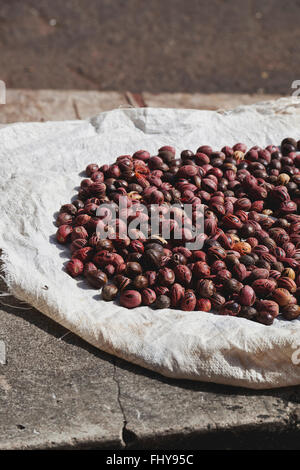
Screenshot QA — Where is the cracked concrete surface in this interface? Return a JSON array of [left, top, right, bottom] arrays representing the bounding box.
[[0, 295, 299, 450], [0, 90, 299, 449], [112, 361, 127, 448], [113, 359, 300, 449], [0, 294, 124, 450]]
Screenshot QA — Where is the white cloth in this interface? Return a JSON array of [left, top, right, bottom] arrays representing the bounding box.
[[0, 97, 300, 389]]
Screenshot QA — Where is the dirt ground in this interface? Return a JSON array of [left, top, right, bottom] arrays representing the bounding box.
[[0, 0, 299, 94]]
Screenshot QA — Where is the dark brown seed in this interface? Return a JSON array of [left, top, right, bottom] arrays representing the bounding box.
[[180, 290, 196, 311], [158, 267, 175, 287], [86, 270, 108, 289], [154, 295, 171, 309], [133, 275, 148, 290], [124, 262, 143, 278], [102, 284, 119, 301]]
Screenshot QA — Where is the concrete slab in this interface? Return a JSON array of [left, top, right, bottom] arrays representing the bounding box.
[[0, 298, 124, 450], [143, 92, 282, 110], [0, 90, 128, 123], [0, 295, 299, 450], [0, 90, 283, 124], [74, 91, 128, 119], [0, 90, 299, 450], [114, 360, 300, 449]]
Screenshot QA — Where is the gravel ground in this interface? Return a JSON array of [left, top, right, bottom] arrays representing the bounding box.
[[0, 1, 299, 94]]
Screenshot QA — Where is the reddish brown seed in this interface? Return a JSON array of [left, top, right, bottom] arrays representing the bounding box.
[[282, 304, 300, 320], [192, 261, 211, 279], [81, 178, 93, 189], [114, 275, 131, 291], [196, 298, 211, 312], [133, 150, 150, 161], [170, 283, 185, 307], [251, 279, 277, 297], [129, 239, 145, 254], [154, 286, 170, 297], [210, 293, 226, 311], [272, 288, 292, 306], [158, 267, 175, 287], [224, 278, 243, 294], [120, 290, 142, 309], [216, 269, 232, 282], [174, 265, 192, 286], [71, 238, 88, 253], [71, 246, 93, 263], [60, 203, 77, 215], [277, 277, 297, 293], [210, 260, 227, 273], [196, 279, 215, 298], [238, 286, 256, 306], [93, 251, 125, 269], [250, 268, 270, 281], [180, 290, 196, 311], [124, 262, 143, 278], [66, 258, 84, 277], [56, 212, 73, 227], [222, 214, 242, 229], [86, 163, 99, 177], [91, 171, 104, 182], [246, 237, 259, 249], [96, 239, 114, 252], [71, 226, 88, 241], [177, 165, 198, 178], [56, 225, 73, 244], [197, 145, 213, 156], [257, 300, 279, 318], [219, 301, 241, 316], [256, 311, 274, 325], [238, 304, 257, 319], [141, 288, 156, 306], [83, 262, 97, 277], [174, 246, 193, 259], [104, 264, 116, 278], [232, 263, 247, 281]]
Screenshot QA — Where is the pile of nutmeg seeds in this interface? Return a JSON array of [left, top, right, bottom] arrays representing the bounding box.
[[56, 139, 300, 325]]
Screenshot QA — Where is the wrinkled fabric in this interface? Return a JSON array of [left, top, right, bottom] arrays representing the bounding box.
[[0, 97, 300, 389]]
